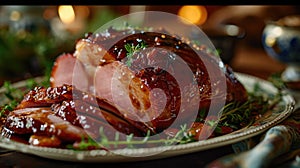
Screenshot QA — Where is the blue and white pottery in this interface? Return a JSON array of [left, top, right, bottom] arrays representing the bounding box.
[[262, 15, 300, 83]]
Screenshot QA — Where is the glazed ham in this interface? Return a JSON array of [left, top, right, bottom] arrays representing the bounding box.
[[51, 27, 248, 132], [2, 27, 248, 148]]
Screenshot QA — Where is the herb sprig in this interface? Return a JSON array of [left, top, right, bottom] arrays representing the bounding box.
[[124, 41, 147, 67], [0, 78, 47, 117], [0, 81, 23, 117], [67, 124, 195, 150]]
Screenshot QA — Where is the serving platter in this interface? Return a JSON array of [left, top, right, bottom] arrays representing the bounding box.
[[0, 72, 295, 163]]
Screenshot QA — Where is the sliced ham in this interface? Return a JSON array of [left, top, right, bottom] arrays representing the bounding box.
[[2, 27, 249, 149], [49, 27, 248, 135], [50, 53, 90, 92]]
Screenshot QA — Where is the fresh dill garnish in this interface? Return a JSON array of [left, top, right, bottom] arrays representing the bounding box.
[[124, 41, 147, 67]]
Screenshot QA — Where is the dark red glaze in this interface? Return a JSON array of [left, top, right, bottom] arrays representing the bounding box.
[[3, 107, 89, 142], [51, 99, 143, 137], [86, 29, 248, 132], [16, 84, 73, 109]]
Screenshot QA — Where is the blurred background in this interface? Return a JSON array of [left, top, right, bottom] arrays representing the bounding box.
[[1, 5, 300, 85]]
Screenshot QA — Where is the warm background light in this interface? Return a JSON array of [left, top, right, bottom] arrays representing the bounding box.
[[10, 11, 21, 21], [178, 5, 207, 25], [58, 5, 75, 24]]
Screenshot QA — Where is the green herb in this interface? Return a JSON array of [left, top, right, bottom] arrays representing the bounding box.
[[219, 82, 282, 130], [66, 136, 103, 150], [3, 81, 24, 101], [268, 72, 286, 90], [124, 41, 147, 67], [0, 78, 48, 117], [0, 100, 18, 118], [193, 81, 283, 135], [68, 124, 195, 150], [0, 81, 23, 117]]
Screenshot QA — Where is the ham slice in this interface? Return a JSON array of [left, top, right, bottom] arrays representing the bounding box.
[[50, 53, 90, 92], [4, 107, 89, 142]]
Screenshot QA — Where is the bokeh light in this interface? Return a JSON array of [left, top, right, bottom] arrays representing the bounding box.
[[178, 5, 207, 25], [58, 5, 75, 24]]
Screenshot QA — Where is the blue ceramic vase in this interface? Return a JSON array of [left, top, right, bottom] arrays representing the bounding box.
[[262, 15, 300, 83]]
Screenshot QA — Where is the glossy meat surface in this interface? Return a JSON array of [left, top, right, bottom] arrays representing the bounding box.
[[51, 28, 248, 133], [4, 107, 88, 142], [2, 27, 249, 148]]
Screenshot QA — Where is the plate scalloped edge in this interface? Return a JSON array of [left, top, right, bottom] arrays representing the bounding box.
[[0, 72, 296, 163]]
